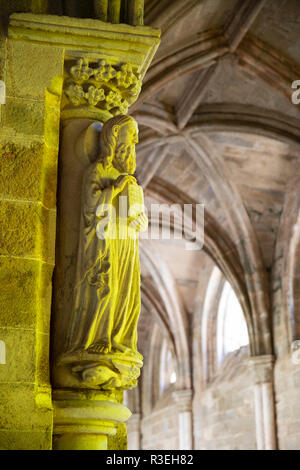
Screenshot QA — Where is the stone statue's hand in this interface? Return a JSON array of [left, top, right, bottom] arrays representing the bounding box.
[[130, 213, 148, 232]]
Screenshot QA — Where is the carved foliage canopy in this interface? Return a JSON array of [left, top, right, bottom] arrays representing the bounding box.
[[63, 58, 142, 117]]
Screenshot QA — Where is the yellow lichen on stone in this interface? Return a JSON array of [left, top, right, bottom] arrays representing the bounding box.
[[0, 430, 52, 450], [0, 199, 55, 262], [0, 142, 44, 201], [0, 383, 51, 430], [0, 257, 40, 328], [3, 97, 45, 135], [6, 40, 64, 101], [0, 13, 64, 449], [108, 423, 128, 450]]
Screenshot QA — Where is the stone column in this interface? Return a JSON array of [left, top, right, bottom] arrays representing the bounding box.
[[249, 355, 277, 450], [127, 413, 141, 450], [53, 390, 131, 450], [1, 11, 159, 451], [0, 14, 64, 449], [36, 14, 159, 451], [173, 390, 193, 450]]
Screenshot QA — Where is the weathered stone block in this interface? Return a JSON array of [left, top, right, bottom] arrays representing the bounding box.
[[6, 40, 64, 101], [0, 141, 44, 201], [0, 429, 52, 450], [0, 257, 39, 328], [3, 97, 45, 135], [0, 327, 36, 383], [0, 383, 52, 431], [0, 200, 38, 256], [0, 200, 56, 262]]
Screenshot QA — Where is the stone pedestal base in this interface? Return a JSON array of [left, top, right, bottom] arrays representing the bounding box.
[[53, 389, 131, 450]]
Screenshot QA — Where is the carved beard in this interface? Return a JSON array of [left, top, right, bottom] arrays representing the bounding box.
[[114, 143, 136, 174]]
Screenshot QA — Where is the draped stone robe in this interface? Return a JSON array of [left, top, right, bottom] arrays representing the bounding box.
[[60, 160, 146, 389]]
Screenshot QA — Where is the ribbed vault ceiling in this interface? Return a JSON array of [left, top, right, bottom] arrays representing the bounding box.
[[134, 0, 300, 384]]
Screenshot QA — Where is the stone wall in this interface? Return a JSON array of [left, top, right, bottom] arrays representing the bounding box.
[[132, 350, 257, 450], [274, 352, 300, 450], [0, 6, 64, 449], [141, 401, 178, 450], [194, 350, 256, 450], [131, 350, 300, 450]]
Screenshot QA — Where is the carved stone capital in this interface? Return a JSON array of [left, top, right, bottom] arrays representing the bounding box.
[[172, 389, 193, 413], [249, 355, 275, 384]]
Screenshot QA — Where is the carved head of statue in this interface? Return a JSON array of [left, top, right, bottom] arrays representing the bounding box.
[[99, 114, 138, 175]]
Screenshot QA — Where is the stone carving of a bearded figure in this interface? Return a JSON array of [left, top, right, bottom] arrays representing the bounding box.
[[59, 115, 147, 390]]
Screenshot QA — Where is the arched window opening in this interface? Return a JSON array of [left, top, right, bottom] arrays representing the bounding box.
[[217, 281, 249, 365], [159, 339, 177, 395]]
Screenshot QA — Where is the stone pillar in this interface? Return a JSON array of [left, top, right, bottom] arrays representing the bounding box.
[[0, 14, 64, 449], [127, 413, 141, 450], [173, 390, 193, 450], [249, 355, 277, 450], [53, 390, 131, 450], [0, 11, 159, 450], [42, 14, 160, 451]]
